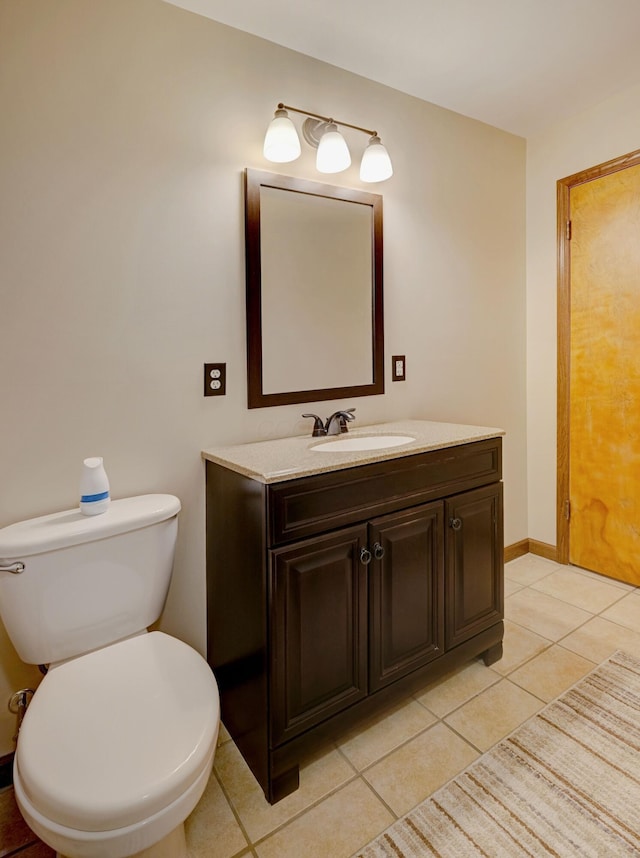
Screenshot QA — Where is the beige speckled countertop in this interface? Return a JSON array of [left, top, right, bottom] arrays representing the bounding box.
[[201, 419, 504, 484]]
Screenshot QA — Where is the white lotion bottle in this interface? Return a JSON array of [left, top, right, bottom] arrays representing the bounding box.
[[79, 456, 110, 515]]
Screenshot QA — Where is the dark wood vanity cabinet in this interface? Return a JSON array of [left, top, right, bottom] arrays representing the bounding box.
[[206, 437, 503, 804]]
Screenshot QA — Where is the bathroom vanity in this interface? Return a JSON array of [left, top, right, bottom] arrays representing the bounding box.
[[203, 420, 504, 803]]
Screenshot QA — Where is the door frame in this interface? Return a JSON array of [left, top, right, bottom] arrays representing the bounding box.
[[556, 146, 640, 563]]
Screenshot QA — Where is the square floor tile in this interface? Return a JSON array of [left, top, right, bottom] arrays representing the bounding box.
[[504, 555, 559, 586], [444, 679, 542, 752], [338, 699, 435, 771], [490, 620, 550, 676], [255, 780, 393, 858], [531, 567, 627, 613], [363, 722, 478, 816], [560, 615, 640, 663], [508, 645, 596, 702], [601, 590, 640, 631], [505, 587, 592, 641], [415, 658, 500, 717]]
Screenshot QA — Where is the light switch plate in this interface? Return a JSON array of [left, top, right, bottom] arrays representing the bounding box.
[[392, 355, 406, 382], [204, 363, 226, 396]]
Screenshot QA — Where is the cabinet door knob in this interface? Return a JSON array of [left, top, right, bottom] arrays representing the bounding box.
[[373, 542, 385, 560], [449, 517, 462, 531], [360, 547, 372, 565]]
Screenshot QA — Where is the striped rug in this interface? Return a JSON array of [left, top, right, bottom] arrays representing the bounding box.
[[356, 650, 640, 857]]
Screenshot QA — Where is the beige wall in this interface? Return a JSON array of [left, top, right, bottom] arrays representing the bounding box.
[[0, 0, 527, 755], [526, 81, 640, 546]]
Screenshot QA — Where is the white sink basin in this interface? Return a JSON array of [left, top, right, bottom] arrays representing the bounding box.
[[310, 434, 416, 452]]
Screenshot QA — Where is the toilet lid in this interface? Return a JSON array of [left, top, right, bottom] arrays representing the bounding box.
[[16, 632, 219, 832]]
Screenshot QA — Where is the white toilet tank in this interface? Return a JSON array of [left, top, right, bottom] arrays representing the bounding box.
[[0, 494, 181, 665]]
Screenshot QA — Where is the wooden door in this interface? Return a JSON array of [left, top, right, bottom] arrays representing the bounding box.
[[269, 525, 368, 745], [445, 484, 503, 650], [562, 159, 640, 583], [368, 503, 444, 692]]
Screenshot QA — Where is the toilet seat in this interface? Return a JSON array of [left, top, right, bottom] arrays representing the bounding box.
[[15, 632, 219, 833]]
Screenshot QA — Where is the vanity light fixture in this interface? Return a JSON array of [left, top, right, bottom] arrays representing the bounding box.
[[315, 122, 351, 174], [262, 107, 301, 163], [263, 103, 393, 182]]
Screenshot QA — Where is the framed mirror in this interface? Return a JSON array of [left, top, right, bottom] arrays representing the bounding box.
[[245, 169, 384, 408]]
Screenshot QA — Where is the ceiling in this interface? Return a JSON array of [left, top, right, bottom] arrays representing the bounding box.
[[165, 0, 640, 137]]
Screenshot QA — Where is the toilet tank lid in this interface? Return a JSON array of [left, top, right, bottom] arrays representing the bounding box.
[[0, 494, 181, 560]]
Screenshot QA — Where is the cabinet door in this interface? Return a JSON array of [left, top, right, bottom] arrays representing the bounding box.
[[369, 503, 444, 692], [270, 525, 368, 745], [445, 483, 503, 649]]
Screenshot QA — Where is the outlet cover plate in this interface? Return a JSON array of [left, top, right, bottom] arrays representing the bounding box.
[[392, 355, 406, 382], [204, 363, 226, 396]]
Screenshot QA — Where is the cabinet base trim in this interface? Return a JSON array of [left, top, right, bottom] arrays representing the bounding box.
[[482, 641, 503, 666], [269, 765, 300, 804], [269, 622, 503, 803]]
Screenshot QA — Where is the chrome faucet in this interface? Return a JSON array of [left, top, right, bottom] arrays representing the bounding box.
[[325, 409, 356, 435], [303, 408, 356, 437]]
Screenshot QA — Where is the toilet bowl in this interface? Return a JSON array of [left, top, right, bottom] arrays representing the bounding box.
[[0, 495, 221, 858], [14, 632, 219, 858]]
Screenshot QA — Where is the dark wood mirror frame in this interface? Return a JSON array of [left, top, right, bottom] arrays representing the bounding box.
[[245, 169, 384, 409]]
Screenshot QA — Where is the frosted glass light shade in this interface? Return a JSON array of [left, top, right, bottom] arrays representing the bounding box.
[[263, 108, 301, 163], [316, 123, 351, 173], [360, 135, 393, 182]]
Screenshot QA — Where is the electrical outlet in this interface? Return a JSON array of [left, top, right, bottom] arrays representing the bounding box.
[[204, 363, 226, 396], [392, 355, 406, 382]]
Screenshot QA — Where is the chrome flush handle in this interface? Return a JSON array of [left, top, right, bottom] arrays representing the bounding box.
[[0, 562, 25, 574]]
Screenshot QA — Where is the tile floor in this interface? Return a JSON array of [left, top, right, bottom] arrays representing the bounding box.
[[2, 554, 639, 858]]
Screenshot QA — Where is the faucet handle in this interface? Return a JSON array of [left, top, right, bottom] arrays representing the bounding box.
[[337, 409, 356, 433], [302, 414, 326, 437]]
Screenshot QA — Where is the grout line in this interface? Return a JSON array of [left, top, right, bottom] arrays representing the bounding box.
[[527, 580, 632, 614], [334, 738, 366, 778], [357, 773, 401, 822], [208, 765, 256, 858]]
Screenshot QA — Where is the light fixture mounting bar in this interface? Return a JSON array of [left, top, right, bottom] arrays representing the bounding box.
[[277, 103, 377, 138]]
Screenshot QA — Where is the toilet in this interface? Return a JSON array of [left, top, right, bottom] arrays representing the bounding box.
[[0, 494, 220, 858]]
